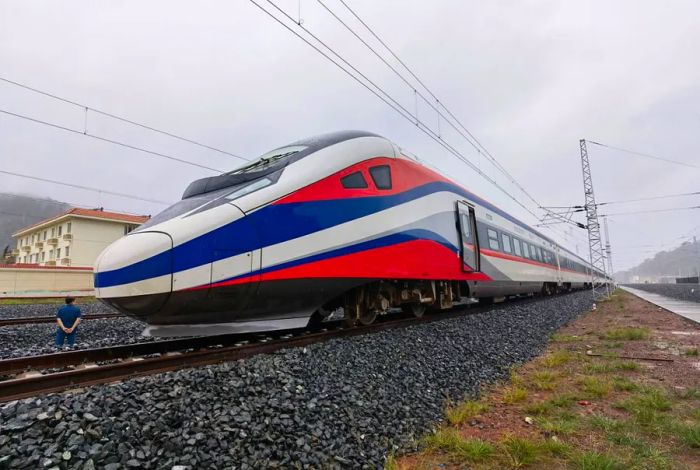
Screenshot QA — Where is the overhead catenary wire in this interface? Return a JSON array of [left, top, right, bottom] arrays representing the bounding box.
[[587, 140, 700, 170], [544, 190, 700, 210], [0, 76, 248, 162], [333, 0, 543, 210], [0, 108, 225, 174], [250, 0, 545, 225], [0, 169, 173, 205], [600, 206, 700, 217]]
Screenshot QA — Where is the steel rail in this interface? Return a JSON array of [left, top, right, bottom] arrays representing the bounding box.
[[0, 292, 581, 402], [0, 313, 124, 327]]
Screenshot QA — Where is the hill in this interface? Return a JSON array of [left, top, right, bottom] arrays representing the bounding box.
[[0, 193, 70, 258], [616, 238, 700, 283]]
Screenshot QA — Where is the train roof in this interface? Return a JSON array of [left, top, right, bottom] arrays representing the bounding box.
[[182, 131, 381, 199]]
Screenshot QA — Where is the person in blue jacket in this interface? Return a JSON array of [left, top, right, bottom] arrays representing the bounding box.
[[56, 297, 82, 348]]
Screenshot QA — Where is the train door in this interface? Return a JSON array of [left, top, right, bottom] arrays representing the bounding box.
[[456, 201, 480, 272], [207, 206, 261, 316]]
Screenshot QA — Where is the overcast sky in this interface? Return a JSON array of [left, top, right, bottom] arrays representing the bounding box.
[[1, 0, 699, 272]]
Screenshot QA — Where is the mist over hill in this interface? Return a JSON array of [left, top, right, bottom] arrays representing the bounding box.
[[0, 193, 70, 257], [616, 239, 700, 283]]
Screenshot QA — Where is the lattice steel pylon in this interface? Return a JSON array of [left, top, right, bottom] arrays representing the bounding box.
[[602, 216, 614, 293], [580, 139, 609, 300]]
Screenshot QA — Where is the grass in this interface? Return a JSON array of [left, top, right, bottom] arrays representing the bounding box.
[[445, 400, 488, 425], [524, 393, 577, 416], [500, 436, 542, 467], [423, 429, 495, 462], [542, 349, 572, 368], [613, 387, 673, 434], [684, 347, 699, 356], [601, 327, 650, 341], [385, 454, 400, 470], [588, 414, 625, 434], [672, 422, 700, 448], [502, 386, 528, 404], [539, 412, 580, 435], [612, 376, 639, 392], [580, 377, 612, 398], [587, 360, 641, 373], [570, 450, 623, 470], [551, 333, 584, 342], [674, 387, 699, 400], [531, 370, 559, 391]]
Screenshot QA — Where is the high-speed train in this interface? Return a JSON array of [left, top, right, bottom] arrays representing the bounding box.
[[94, 131, 608, 336]]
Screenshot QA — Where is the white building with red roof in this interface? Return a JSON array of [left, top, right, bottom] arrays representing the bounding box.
[[11, 208, 150, 268]]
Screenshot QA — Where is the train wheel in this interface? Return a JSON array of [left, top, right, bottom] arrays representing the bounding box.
[[402, 303, 426, 318], [358, 307, 377, 325]]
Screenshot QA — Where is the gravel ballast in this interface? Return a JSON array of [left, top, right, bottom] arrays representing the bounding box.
[[0, 302, 116, 319], [0, 292, 593, 469], [0, 317, 157, 359], [625, 283, 700, 303]]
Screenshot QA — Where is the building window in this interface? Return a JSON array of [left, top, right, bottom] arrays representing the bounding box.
[[65, 246, 70, 257], [67, 222, 71, 234], [43, 230, 47, 240], [368, 165, 392, 189], [513, 238, 522, 257], [58, 225, 62, 236], [51, 228, 55, 237], [57, 248, 61, 258], [340, 171, 368, 189], [487, 228, 500, 251], [41, 252, 45, 262], [502, 233, 512, 254]]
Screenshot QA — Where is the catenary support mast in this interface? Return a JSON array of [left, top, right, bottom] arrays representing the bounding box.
[[580, 139, 608, 300]]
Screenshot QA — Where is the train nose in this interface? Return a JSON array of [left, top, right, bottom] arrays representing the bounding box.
[[94, 232, 173, 319]]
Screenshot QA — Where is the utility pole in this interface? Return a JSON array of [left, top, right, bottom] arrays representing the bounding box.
[[580, 139, 608, 300], [603, 216, 614, 292], [694, 236, 699, 281]]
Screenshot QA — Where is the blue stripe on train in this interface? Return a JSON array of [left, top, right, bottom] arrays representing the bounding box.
[[204, 228, 458, 287], [94, 180, 531, 288]]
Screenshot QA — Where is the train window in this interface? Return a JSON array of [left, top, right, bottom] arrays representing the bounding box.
[[341, 171, 368, 189], [225, 177, 273, 201], [513, 238, 522, 257], [502, 233, 512, 253], [487, 228, 500, 251], [522, 243, 530, 259], [369, 165, 392, 190], [536, 247, 543, 263], [460, 213, 471, 238]]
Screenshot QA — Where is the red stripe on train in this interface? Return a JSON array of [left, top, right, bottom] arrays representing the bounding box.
[[188, 239, 492, 291]]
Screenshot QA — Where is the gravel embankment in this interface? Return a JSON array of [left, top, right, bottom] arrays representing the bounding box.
[[0, 317, 156, 359], [0, 292, 593, 469], [0, 302, 116, 319], [625, 283, 700, 303]]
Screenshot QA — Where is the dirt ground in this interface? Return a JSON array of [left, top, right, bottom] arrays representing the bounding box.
[[390, 290, 700, 470]]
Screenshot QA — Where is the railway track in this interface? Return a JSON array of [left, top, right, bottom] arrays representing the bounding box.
[[0, 292, 582, 402], [0, 313, 125, 327]]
